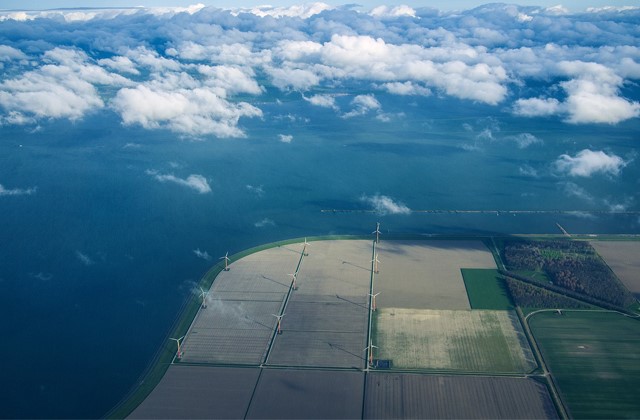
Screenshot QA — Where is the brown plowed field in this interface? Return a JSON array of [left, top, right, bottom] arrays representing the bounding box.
[[364, 373, 558, 419]]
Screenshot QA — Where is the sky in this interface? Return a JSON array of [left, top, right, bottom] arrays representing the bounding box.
[[1, 0, 637, 11]]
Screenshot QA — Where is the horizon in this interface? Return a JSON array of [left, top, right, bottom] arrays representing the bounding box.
[[1, 1, 638, 12]]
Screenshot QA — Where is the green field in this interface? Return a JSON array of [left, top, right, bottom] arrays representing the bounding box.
[[461, 269, 513, 310], [529, 311, 640, 419], [374, 308, 536, 373]]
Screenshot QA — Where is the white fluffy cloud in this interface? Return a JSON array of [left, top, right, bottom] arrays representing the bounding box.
[[146, 170, 212, 194], [278, 134, 293, 143], [112, 85, 262, 137], [0, 47, 130, 122], [361, 194, 411, 215], [343, 94, 381, 118], [554, 149, 627, 177], [303, 94, 338, 109], [0, 3, 638, 132]]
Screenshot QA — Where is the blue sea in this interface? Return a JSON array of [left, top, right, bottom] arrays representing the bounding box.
[[1, 90, 639, 418]]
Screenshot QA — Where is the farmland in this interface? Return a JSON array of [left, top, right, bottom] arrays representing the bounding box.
[[364, 373, 558, 419], [529, 310, 640, 419], [373, 308, 535, 373], [122, 237, 579, 419], [461, 269, 513, 310], [591, 241, 640, 299], [373, 240, 496, 310]]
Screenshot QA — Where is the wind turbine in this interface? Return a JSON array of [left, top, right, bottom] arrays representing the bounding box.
[[272, 313, 285, 334], [170, 336, 185, 360], [371, 253, 380, 274], [372, 222, 381, 243], [220, 252, 230, 271], [288, 272, 298, 290], [369, 292, 380, 311], [199, 287, 208, 309], [365, 339, 378, 366], [302, 237, 311, 256]]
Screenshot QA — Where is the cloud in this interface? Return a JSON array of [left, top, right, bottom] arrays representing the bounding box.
[[75, 250, 94, 266], [513, 62, 640, 124], [254, 217, 276, 228], [504, 133, 543, 149], [361, 194, 411, 215], [378, 81, 431, 96], [246, 184, 265, 197], [146, 170, 212, 194], [1, 3, 639, 133], [303, 94, 338, 109], [0, 183, 36, 196], [370, 5, 417, 18], [554, 149, 627, 177], [0, 47, 130, 123], [278, 134, 293, 143], [560, 182, 595, 203], [193, 248, 212, 261], [112, 84, 262, 137], [343, 94, 381, 118], [513, 98, 561, 118], [518, 165, 539, 178]]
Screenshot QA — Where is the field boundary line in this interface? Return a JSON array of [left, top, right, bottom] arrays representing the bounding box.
[[517, 307, 569, 420]]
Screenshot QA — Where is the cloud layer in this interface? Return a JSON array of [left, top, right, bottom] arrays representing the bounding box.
[[0, 3, 638, 134]]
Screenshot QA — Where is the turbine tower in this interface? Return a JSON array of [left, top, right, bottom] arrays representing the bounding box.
[[371, 253, 380, 274], [369, 292, 380, 311], [372, 222, 381, 243], [220, 252, 230, 271], [199, 287, 208, 309], [272, 313, 285, 334], [288, 272, 298, 290], [303, 237, 311, 256], [170, 336, 185, 360], [365, 340, 378, 366]]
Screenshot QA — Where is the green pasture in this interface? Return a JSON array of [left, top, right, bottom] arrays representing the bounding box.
[[461, 269, 513, 310], [529, 311, 640, 419]]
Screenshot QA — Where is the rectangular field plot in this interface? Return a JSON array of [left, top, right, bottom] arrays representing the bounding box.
[[267, 330, 366, 368], [374, 240, 496, 310], [129, 365, 259, 419], [212, 246, 303, 295], [294, 240, 372, 297], [364, 373, 558, 419], [591, 241, 640, 299], [374, 308, 536, 373], [181, 298, 283, 364], [267, 292, 369, 368], [462, 269, 513, 310], [529, 311, 640, 419], [246, 369, 364, 419]]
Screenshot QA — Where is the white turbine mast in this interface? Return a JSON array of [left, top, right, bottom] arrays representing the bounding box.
[[220, 252, 230, 271]]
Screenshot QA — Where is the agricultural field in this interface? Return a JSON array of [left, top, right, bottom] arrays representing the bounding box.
[[373, 308, 536, 373], [461, 269, 513, 310], [529, 311, 640, 419], [591, 241, 640, 299], [129, 366, 259, 419], [246, 369, 364, 419], [364, 373, 558, 419], [374, 240, 496, 310]]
